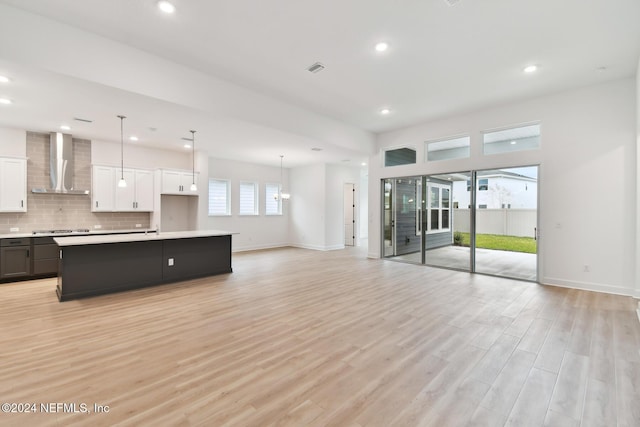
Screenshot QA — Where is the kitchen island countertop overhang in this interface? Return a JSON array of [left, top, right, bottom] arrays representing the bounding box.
[[54, 230, 238, 301]]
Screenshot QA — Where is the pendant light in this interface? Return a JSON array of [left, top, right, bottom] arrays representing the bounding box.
[[117, 115, 127, 188], [274, 155, 290, 201], [189, 130, 197, 191]]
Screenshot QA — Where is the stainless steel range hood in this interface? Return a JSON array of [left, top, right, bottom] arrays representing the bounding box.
[[31, 132, 90, 195]]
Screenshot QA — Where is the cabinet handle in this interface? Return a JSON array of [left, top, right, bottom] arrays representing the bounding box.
[[21, 200, 24, 207], [96, 201, 99, 208], [27, 249, 30, 258]]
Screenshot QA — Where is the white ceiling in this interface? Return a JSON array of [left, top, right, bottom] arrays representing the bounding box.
[[0, 0, 638, 167]]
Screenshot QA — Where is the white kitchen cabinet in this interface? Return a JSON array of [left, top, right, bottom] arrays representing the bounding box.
[[114, 168, 154, 211], [92, 166, 115, 212], [160, 169, 199, 195], [0, 157, 27, 212]]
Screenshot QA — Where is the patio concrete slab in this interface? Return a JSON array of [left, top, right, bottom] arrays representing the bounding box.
[[391, 245, 537, 281]]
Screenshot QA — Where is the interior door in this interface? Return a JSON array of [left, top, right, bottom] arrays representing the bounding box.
[[344, 183, 355, 246]]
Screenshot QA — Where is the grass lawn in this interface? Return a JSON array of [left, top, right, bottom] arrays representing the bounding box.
[[456, 232, 537, 254]]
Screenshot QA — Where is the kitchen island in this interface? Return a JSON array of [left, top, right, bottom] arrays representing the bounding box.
[[54, 230, 235, 301]]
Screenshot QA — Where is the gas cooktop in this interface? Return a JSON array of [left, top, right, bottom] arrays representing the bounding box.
[[32, 229, 91, 235]]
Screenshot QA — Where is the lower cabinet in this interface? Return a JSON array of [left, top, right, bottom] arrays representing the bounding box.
[[33, 237, 59, 275], [0, 238, 32, 279]]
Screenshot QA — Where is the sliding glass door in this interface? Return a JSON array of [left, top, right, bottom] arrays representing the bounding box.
[[474, 166, 538, 280], [381, 165, 538, 281]]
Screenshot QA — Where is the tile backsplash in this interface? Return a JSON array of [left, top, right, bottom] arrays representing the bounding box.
[[0, 132, 150, 233]]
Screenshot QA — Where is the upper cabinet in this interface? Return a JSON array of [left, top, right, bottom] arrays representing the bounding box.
[[92, 166, 154, 212], [92, 166, 115, 212], [0, 157, 27, 212], [114, 168, 154, 211], [160, 169, 199, 196]]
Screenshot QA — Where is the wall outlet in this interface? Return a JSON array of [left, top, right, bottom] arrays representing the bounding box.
[[9, 227, 19, 232], [94, 225, 102, 229], [168, 258, 174, 266], [135, 224, 142, 228]]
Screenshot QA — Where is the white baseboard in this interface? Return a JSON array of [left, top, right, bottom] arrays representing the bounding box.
[[232, 243, 289, 253], [542, 277, 636, 297], [289, 243, 345, 251]]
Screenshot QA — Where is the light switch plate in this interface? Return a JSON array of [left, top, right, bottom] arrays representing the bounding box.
[[168, 258, 174, 266]]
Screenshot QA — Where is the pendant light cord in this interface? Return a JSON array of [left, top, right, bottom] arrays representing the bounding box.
[[118, 115, 125, 180], [190, 130, 196, 184]]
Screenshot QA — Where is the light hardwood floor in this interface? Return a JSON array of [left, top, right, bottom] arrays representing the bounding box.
[[1, 246, 639, 426]]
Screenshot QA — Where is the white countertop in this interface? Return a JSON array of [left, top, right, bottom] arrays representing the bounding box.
[[0, 229, 153, 239], [54, 230, 237, 246]]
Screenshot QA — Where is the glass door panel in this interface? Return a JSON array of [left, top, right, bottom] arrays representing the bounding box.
[[423, 172, 472, 272], [382, 179, 394, 257], [474, 166, 538, 280], [381, 177, 422, 263]]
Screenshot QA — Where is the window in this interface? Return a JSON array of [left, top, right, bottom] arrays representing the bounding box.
[[384, 147, 416, 167], [208, 179, 230, 216], [483, 123, 540, 155], [265, 183, 282, 215], [426, 183, 451, 233], [425, 136, 470, 162], [469, 178, 488, 191], [239, 181, 258, 215]]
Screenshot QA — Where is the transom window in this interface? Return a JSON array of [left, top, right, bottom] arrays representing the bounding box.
[[384, 147, 416, 167], [483, 123, 540, 155]]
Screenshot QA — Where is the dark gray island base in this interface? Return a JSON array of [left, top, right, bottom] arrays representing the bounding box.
[[54, 231, 234, 301]]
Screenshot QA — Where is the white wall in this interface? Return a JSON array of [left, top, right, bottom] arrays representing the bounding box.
[[325, 164, 362, 249], [289, 163, 363, 250], [636, 57, 640, 301], [204, 157, 289, 252], [289, 163, 326, 250], [0, 127, 26, 157], [91, 140, 190, 170], [359, 167, 369, 241], [371, 78, 637, 297]]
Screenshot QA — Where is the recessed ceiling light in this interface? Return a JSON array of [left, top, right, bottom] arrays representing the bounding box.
[[311, 147, 323, 151], [0, 98, 12, 105], [361, 162, 367, 166], [375, 42, 389, 52], [380, 108, 391, 115], [157, 1, 176, 14], [510, 140, 517, 145], [60, 125, 71, 131], [129, 136, 139, 141], [0, 75, 9, 83], [183, 143, 191, 148], [523, 65, 538, 73]]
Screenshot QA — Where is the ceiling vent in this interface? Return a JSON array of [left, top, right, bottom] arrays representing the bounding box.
[[306, 62, 325, 73], [444, 0, 460, 5], [73, 117, 93, 123]]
